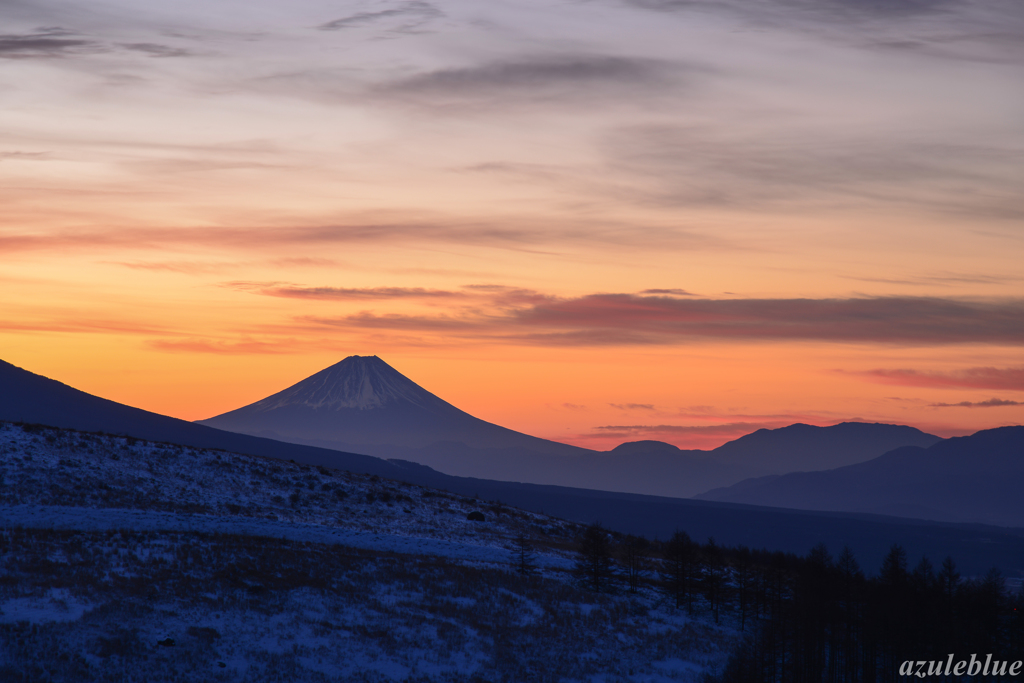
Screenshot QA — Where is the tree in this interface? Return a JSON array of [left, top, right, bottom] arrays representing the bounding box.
[[573, 523, 615, 592], [702, 538, 728, 624], [511, 530, 539, 577], [619, 534, 649, 594], [836, 546, 864, 682], [936, 555, 961, 653], [879, 544, 908, 587], [937, 555, 960, 607], [733, 546, 755, 632], [661, 530, 698, 612]]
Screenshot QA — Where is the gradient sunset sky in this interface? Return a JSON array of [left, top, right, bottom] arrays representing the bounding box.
[[2, 0, 1023, 449]]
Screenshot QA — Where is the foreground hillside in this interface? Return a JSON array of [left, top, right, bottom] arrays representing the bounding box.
[[0, 422, 736, 682]]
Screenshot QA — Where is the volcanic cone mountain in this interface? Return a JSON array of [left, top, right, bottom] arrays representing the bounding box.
[[199, 355, 583, 457]]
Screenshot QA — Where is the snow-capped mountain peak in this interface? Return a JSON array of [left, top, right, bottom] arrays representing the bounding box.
[[246, 355, 454, 413]]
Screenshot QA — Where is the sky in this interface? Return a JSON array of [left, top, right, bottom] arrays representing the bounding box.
[[2, 0, 1023, 450]]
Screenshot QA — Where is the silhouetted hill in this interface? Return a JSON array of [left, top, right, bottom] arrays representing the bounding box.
[[711, 422, 942, 476], [1, 358, 1021, 575], [696, 426, 1024, 527], [0, 359, 404, 478], [609, 440, 683, 456], [199, 356, 940, 497]]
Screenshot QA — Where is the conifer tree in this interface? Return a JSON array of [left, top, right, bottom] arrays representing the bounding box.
[[620, 534, 649, 594], [512, 530, 539, 577], [661, 530, 698, 612], [573, 523, 615, 592]]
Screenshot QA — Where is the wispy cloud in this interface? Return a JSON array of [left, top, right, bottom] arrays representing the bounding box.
[[640, 288, 696, 296], [0, 219, 726, 256], [118, 42, 193, 58], [110, 260, 237, 275], [843, 272, 1021, 288], [239, 285, 469, 301], [592, 422, 780, 437], [928, 397, 1024, 408], [298, 293, 1024, 346], [604, 125, 1024, 216], [318, 1, 443, 32], [0, 317, 178, 336], [609, 403, 656, 410], [858, 366, 1024, 391], [148, 338, 300, 354], [631, 0, 955, 21], [375, 55, 682, 110], [0, 28, 100, 59]]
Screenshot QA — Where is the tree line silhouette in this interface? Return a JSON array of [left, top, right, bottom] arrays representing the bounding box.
[[572, 523, 1024, 682]]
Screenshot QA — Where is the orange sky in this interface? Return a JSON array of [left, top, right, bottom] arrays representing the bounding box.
[[2, 0, 1023, 450]]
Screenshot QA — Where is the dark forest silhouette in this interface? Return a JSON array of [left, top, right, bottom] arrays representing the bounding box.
[[573, 524, 1024, 682]]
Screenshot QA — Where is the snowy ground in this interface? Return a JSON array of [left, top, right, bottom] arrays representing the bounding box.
[[0, 504, 572, 570], [0, 421, 739, 682]]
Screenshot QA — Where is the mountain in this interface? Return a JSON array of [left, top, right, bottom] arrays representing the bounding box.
[[709, 422, 943, 477], [199, 355, 941, 497], [2, 357, 1022, 574], [198, 355, 581, 456], [695, 426, 1024, 527]]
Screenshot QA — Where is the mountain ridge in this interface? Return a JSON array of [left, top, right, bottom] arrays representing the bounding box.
[[696, 426, 1024, 527], [199, 355, 941, 497]]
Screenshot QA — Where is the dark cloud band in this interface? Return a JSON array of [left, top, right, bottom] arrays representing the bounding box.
[[295, 290, 1024, 346], [859, 367, 1024, 391]]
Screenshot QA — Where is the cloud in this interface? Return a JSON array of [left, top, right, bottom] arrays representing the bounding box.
[[843, 272, 1021, 287], [858, 366, 1024, 391], [513, 295, 1024, 345], [269, 257, 340, 268], [0, 215, 733, 257], [318, 1, 443, 32], [111, 260, 237, 275], [628, 0, 956, 25], [928, 398, 1024, 408], [309, 311, 482, 332], [0, 151, 49, 161], [148, 338, 299, 354], [225, 282, 550, 307], [640, 288, 696, 296], [119, 42, 193, 58], [0, 317, 177, 336], [592, 422, 778, 437], [376, 56, 679, 109], [0, 28, 100, 59], [242, 285, 469, 301], [604, 125, 1024, 216], [295, 293, 1024, 347], [609, 403, 656, 410]]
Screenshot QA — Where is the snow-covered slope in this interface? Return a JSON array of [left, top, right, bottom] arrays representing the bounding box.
[[0, 421, 738, 682]]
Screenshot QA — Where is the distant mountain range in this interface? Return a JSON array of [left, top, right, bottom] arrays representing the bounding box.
[[696, 426, 1024, 527], [2, 357, 1023, 574], [199, 355, 940, 497]]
